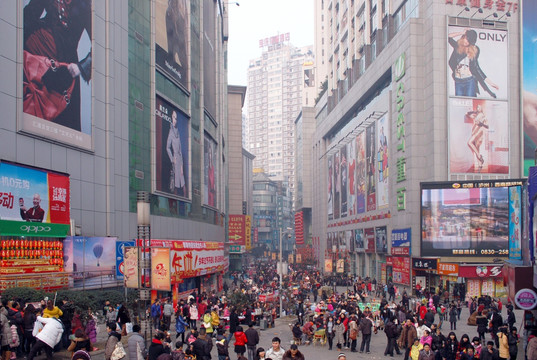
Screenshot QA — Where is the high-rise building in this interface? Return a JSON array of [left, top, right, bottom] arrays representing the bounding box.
[[246, 36, 314, 203]]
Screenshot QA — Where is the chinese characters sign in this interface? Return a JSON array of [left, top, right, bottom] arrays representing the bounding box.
[[444, 0, 518, 13], [391, 228, 411, 255], [229, 215, 246, 246], [393, 53, 407, 211]]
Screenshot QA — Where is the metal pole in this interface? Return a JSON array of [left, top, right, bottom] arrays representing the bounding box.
[[279, 228, 283, 318]]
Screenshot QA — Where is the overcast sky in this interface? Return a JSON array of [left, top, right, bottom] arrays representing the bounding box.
[[227, 0, 315, 86]]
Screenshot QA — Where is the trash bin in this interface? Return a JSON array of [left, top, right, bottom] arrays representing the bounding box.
[[259, 319, 267, 330]]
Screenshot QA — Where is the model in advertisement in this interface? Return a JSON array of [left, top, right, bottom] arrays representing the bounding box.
[[327, 157, 333, 219], [466, 105, 489, 169], [207, 140, 216, 207], [167, 110, 186, 197], [166, 0, 188, 75], [20, 193, 45, 222], [23, 0, 92, 130], [448, 29, 499, 98]]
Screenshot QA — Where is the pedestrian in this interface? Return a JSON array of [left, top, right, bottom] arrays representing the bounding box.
[[192, 328, 212, 360], [254, 347, 265, 360], [22, 304, 37, 355], [163, 299, 174, 331], [151, 300, 162, 330], [506, 308, 516, 331], [507, 327, 518, 360], [175, 310, 189, 344], [282, 344, 304, 360], [265, 337, 285, 360], [171, 341, 185, 360], [334, 317, 345, 351], [128, 324, 147, 360], [359, 314, 374, 353], [476, 311, 488, 342], [348, 315, 358, 352], [480, 341, 499, 360], [67, 328, 92, 356], [418, 342, 435, 360], [410, 338, 423, 360], [245, 322, 259, 360], [384, 316, 398, 357], [444, 332, 459, 360], [398, 319, 418, 360], [27, 315, 64, 360], [104, 321, 122, 360], [326, 316, 335, 350], [216, 332, 230, 360], [148, 332, 171, 360], [497, 327, 509, 360], [116, 303, 131, 336], [0, 303, 13, 360], [233, 326, 248, 358], [449, 305, 458, 330]]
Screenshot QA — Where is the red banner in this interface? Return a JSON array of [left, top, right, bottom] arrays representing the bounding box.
[[392, 256, 411, 285], [458, 265, 503, 278], [228, 215, 245, 245], [295, 211, 304, 245], [365, 228, 375, 253], [47, 173, 70, 224]]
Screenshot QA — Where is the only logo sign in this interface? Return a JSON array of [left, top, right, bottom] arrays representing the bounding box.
[[394, 53, 406, 81], [20, 225, 51, 233]]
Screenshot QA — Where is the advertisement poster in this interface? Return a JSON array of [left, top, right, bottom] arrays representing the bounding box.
[[21, 0, 93, 150], [333, 152, 341, 219], [366, 122, 376, 211], [508, 186, 522, 260], [328, 156, 334, 220], [228, 215, 245, 246], [340, 147, 348, 217], [447, 25, 508, 100], [347, 141, 357, 216], [421, 181, 511, 257], [354, 229, 365, 251], [141, 240, 225, 282], [155, 95, 189, 198], [467, 279, 481, 297], [523, 1, 537, 175], [151, 247, 171, 291], [203, 134, 217, 207], [449, 98, 508, 174], [495, 279, 507, 297], [0, 162, 70, 224], [155, 0, 189, 89], [203, 0, 217, 117], [377, 116, 389, 208], [336, 259, 345, 273], [391, 228, 411, 256], [375, 226, 388, 253], [356, 132, 367, 214], [116, 240, 135, 280], [123, 246, 139, 289], [245, 215, 252, 250], [481, 278, 494, 297], [71, 237, 117, 288], [324, 258, 333, 273], [365, 228, 375, 253], [392, 256, 410, 285]]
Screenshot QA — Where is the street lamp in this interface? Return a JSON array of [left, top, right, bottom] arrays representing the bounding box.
[[137, 191, 151, 346], [279, 227, 292, 318]]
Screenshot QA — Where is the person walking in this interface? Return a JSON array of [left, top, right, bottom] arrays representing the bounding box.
[[384, 316, 398, 357], [27, 315, 64, 360], [398, 319, 418, 360], [326, 316, 335, 351], [151, 300, 162, 330], [265, 337, 285, 360], [359, 314, 374, 353], [282, 344, 304, 360], [348, 315, 359, 352], [449, 305, 458, 331], [104, 322, 122, 360], [334, 317, 345, 351], [163, 299, 174, 331], [245, 323, 259, 360], [128, 324, 147, 360]]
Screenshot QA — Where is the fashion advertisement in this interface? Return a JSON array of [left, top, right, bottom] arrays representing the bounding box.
[[346, 141, 356, 216], [376, 115, 389, 208], [151, 247, 171, 291], [449, 98, 508, 174], [333, 152, 341, 219], [203, 0, 217, 118], [365, 227, 375, 253], [21, 0, 93, 150], [155, 95, 189, 198], [366, 122, 376, 211], [508, 186, 522, 260], [447, 25, 508, 100], [421, 181, 512, 257], [375, 226, 388, 253], [340, 147, 348, 218], [155, 0, 189, 89], [0, 162, 70, 224], [523, 0, 537, 175], [354, 229, 365, 251], [356, 131, 367, 214], [203, 133, 217, 208], [327, 156, 333, 220]]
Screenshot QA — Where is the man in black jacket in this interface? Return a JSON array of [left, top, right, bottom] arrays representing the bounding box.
[[383, 317, 398, 356], [192, 328, 212, 360], [245, 322, 259, 360]]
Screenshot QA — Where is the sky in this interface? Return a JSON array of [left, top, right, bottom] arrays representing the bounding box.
[[227, 0, 315, 86]]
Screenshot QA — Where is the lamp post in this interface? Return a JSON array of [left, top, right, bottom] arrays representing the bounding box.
[[279, 227, 292, 318], [137, 191, 151, 346]]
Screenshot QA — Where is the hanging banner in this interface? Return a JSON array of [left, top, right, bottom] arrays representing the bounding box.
[[391, 228, 411, 256], [508, 186, 522, 260], [324, 258, 333, 273], [116, 240, 135, 280], [365, 228, 375, 253], [151, 247, 171, 291], [123, 246, 139, 289], [336, 258, 345, 273]]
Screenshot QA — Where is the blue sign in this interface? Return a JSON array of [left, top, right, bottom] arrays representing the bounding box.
[[391, 228, 411, 247], [116, 240, 135, 280]]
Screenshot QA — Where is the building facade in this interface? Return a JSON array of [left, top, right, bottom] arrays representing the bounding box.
[[312, 0, 522, 295]]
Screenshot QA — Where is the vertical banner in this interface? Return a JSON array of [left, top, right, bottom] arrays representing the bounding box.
[[155, 0, 189, 89], [334, 152, 341, 219], [245, 215, 252, 250], [116, 240, 136, 280], [203, 134, 217, 207], [391, 228, 411, 256], [509, 186, 522, 260], [377, 115, 389, 208], [523, 1, 537, 175], [327, 156, 334, 220], [366, 122, 376, 211], [123, 246, 139, 289], [448, 98, 508, 174], [354, 229, 365, 251], [340, 147, 348, 217], [203, 0, 217, 117], [375, 226, 388, 253], [21, 0, 93, 150], [347, 141, 357, 216], [356, 132, 366, 214], [365, 228, 376, 253], [336, 259, 345, 273], [151, 247, 171, 291], [324, 258, 333, 273], [228, 215, 246, 246], [155, 96, 189, 198]]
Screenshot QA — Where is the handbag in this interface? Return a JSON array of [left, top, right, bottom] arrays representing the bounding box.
[[23, 50, 76, 121], [32, 321, 43, 337], [136, 341, 145, 360], [111, 341, 127, 360]]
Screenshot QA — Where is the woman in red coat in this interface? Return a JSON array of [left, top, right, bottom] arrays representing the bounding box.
[[234, 326, 248, 357]]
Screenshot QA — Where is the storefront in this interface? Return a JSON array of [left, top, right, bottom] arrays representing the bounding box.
[[412, 257, 438, 294], [0, 161, 70, 290], [459, 265, 506, 298]]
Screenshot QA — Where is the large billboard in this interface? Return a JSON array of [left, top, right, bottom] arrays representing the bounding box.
[[377, 116, 389, 208], [523, 1, 537, 175], [366, 122, 376, 211], [0, 162, 70, 224], [155, 0, 189, 89], [333, 152, 341, 219], [327, 156, 333, 220], [421, 180, 524, 257], [203, 134, 217, 208], [347, 140, 356, 216], [375, 226, 388, 253], [21, 0, 93, 150], [340, 147, 348, 218], [356, 132, 367, 214], [155, 95, 189, 198], [203, 0, 217, 118], [449, 98, 508, 174]]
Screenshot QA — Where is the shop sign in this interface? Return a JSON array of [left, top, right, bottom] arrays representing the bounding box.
[[336, 259, 345, 273], [0, 220, 69, 237], [245, 215, 252, 250], [459, 265, 502, 278], [438, 262, 459, 276], [514, 288, 537, 310], [412, 257, 437, 270], [444, 0, 518, 13], [393, 53, 407, 211], [393, 257, 411, 285], [228, 215, 245, 246], [229, 245, 244, 253], [391, 228, 411, 255]]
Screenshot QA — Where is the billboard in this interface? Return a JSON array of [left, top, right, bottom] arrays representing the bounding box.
[[375, 226, 388, 253], [392, 256, 410, 285], [155, 95, 189, 198], [347, 140, 356, 216], [523, 1, 537, 175], [327, 156, 333, 220], [391, 228, 411, 256], [66, 236, 117, 288], [334, 152, 341, 219], [421, 180, 524, 257], [203, 0, 217, 117], [447, 25, 508, 100], [228, 215, 246, 246], [449, 98, 508, 174], [366, 122, 376, 211], [340, 147, 348, 217], [365, 228, 375, 253], [151, 247, 171, 291], [115, 240, 135, 280], [508, 186, 522, 260], [356, 132, 367, 214], [155, 0, 189, 89], [377, 115, 389, 208], [21, 0, 93, 150], [354, 229, 365, 251], [203, 134, 217, 207], [0, 162, 70, 224], [123, 246, 139, 288]]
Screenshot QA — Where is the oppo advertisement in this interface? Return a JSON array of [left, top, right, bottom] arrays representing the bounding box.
[[523, 1, 537, 175], [21, 0, 93, 150], [421, 180, 524, 257]]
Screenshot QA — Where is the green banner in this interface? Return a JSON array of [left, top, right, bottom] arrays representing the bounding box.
[[0, 220, 69, 237]]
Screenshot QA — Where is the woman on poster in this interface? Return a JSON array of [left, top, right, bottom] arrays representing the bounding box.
[[465, 105, 489, 168], [167, 110, 186, 196], [448, 29, 498, 98]]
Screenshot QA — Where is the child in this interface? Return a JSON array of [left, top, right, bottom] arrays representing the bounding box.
[[216, 332, 230, 360], [172, 341, 185, 360], [472, 337, 482, 359], [410, 338, 423, 360]]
